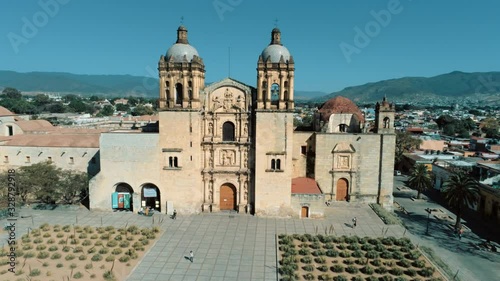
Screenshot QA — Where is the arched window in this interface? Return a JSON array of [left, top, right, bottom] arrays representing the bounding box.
[[271, 159, 276, 170], [271, 83, 280, 104], [276, 159, 281, 170], [383, 117, 390, 128], [222, 122, 235, 141], [175, 83, 183, 105], [339, 124, 347, 132]]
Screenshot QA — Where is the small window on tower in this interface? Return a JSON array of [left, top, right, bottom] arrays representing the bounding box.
[[301, 146, 307, 155]]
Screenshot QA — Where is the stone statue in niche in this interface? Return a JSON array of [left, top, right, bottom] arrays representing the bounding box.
[[340, 156, 349, 168], [208, 181, 213, 202], [223, 88, 233, 111], [243, 123, 248, 135], [243, 182, 248, 200], [208, 122, 213, 135], [236, 95, 245, 110], [243, 152, 248, 168]]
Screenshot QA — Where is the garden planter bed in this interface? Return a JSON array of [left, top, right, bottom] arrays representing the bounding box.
[[0, 223, 161, 281], [278, 234, 446, 281]]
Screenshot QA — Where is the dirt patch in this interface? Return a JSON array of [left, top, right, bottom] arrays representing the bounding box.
[[0, 223, 161, 281]]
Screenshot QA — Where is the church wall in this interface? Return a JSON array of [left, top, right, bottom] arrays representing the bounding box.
[[378, 134, 396, 209], [291, 131, 313, 178], [89, 133, 160, 211], [158, 111, 203, 214], [0, 146, 99, 174], [314, 133, 394, 207], [291, 193, 325, 218], [254, 111, 293, 216]]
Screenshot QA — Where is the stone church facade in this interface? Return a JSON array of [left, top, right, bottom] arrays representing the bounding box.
[[89, 26, 395, 217]]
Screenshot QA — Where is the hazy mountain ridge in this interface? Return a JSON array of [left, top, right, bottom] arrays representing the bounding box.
[[317, 71, 500, 103], [1, 70, 499, 102]]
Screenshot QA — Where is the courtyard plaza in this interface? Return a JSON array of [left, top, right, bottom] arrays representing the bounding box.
[[3, 204, 404, 281]]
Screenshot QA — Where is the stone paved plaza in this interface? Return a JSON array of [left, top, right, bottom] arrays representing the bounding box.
[[2, 204, 404, 281]]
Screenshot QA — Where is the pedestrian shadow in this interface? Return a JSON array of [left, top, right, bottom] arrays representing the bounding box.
[[183, 256, 191, 261], [344, 223, 354, 228]]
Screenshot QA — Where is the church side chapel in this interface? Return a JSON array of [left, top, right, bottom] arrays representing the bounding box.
[[89, 25, 395, 218]]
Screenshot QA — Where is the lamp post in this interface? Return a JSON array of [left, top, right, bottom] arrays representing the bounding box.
[[425, 208, 432, 235]]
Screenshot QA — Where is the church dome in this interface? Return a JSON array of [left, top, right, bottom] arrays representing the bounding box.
[[318, 96, 365, 123], [166, 43, 199, 62], [260, 28, 292, 63], [261, 45, 291, 63], [165, 25, 200, 63]]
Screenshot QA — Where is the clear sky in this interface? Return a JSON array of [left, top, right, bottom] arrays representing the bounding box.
[[1, 0, 499, 93]]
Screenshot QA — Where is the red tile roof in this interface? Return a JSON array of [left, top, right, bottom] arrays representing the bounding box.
[[291, 177, 322, 194]]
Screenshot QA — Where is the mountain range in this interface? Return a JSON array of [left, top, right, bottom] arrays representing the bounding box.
[[1, 70, 499, 103]]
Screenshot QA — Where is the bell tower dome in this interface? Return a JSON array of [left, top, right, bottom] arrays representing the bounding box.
[[257, 28, 294, 110], [158, 25, 205, 109]]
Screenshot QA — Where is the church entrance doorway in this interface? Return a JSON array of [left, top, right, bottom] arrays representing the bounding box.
[[336, 178, 349, 201], [301, 206, 309, 218], [220, 183, 236, 211], [141, 184, 161, 212]]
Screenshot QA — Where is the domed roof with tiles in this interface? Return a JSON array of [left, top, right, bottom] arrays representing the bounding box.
[[318, 96, 365, 123], [166, 25, 200, 63]]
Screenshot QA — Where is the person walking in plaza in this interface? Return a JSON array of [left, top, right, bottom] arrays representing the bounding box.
[[352, 217, 357, 228], [189, 250, 194, 263], [458, 227, 464, 240]]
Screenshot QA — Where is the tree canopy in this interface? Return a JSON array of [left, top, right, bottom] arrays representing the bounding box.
[[443, 170, 480, 229], [408, 163, 433, 199], [395, 132, 422, 168]]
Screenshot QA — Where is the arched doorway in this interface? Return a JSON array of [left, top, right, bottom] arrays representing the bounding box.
[[336, 178, 349, 201], [220, 183, 236, 211], [141, 184, 161, 212], [113, 183, 134, 211], [301, 206, 309, 218]]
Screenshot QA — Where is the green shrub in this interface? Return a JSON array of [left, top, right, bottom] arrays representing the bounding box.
[[325, 249, 338, 257], [69, 263, 77, 269], [365, 277, 378, 281], [351, 250, 363, 258], [112, 248, 122, 255], [337, 244, 347, 250], [394, 277, 408, 281], [361, 244, 374, 251], [351, 276, 364, 281], [347, 244, 360, 251], [73, 246, 84, 253], [314, 257, 326, 264], [50, 253, 61, 259], [43, 262, 49, 267], [390, 267, 404, 276], [339, 251, 350, 258], [397, 259, 411, 268], [310, 242, 321, 249], [62, 246, 71, 252], [65, 254, 75, 261], [43, 232, 51, 238], [345, 265, 359, 274], [70, 239, 80, 245], [343, 259, 354, 265], [58, 239, 66, 245], [119, 255, 130, 263], [361, 265, 374, 275], [85, 263, 93, 269], [302, 265, 314, 272], [33, 237, 43, 244], [380, 251, 392, 259], [279, 264, 298, 276], [406, 251, 421, 260], [94, 240, 103, 246], [301, 256, 312, 264], [107, 240, 118, 247], [91, 254, 102, 261], [370, 203, 403, 225], [73, 271, 83, 279], [79, 233, 87, 239], [37, 251, 49, 259], [29, 268, 41, 276], [317, 265, 329, 272], [333, 275, 347, 281], [119, 241, 130, 248], [331, 264, 345, 273], [323, 242, 335, 249], [99, 248, 109, 254], [22, 244, 33, 250], [365, 250, 379, 259], [375, 266, 388, 274], [405, 268, 417, 277], [299, 248, 310, 255], [303, 273, 315, 280], [48, 246, 58, 252], [418, 267, 435, 277], [90, 234, 98, 239], [412, 260, 425, 268], [82, 240, 92, 246], [56, 233, 64, 238], [312, 250, 325, 257], [79, 254, 87, 261], [105, 226, 115, 231], [105, 255, 115, 262], [392, 251, 404, 260], [56, 263, 63, 268], [375, 244, 386, 252]]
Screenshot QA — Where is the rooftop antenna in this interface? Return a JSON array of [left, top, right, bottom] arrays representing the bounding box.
[[274, 18, 279, 28], [180, 16, 184, 25]]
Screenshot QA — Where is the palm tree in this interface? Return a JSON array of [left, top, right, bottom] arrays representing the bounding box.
[[443, 170, 480, 230], [408, 163, 433, 199]]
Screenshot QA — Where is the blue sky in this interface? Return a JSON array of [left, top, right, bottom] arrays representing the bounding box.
[[1, 0, 499, 93]]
